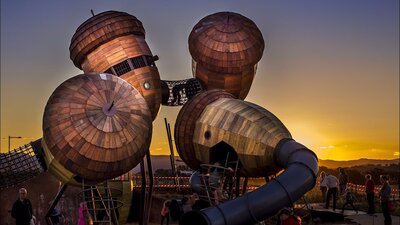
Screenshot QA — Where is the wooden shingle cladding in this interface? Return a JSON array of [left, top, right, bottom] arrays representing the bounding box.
[[189, 12, 265, 99], [175, 90, 292, 177], [70, 11, 161, 120], [43, 74, 152, 181], [175, 90, 235, 170]]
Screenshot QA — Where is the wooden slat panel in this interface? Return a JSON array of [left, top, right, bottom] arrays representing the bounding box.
[[43, 74, 152, 181], [175, 90, 235, 170], [70, 11, 145, 69], [80, 35, 161, 120], [189, 12, 264, 99], [190, 97, 291, 177]]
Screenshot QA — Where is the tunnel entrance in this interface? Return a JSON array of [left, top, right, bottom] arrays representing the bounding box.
[[209, 141, 240, 169]]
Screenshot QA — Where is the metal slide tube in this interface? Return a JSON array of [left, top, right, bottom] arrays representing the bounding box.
[[180, 139, 318, 225]]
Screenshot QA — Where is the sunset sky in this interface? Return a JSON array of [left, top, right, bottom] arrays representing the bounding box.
[[1, 0, 399, 160]]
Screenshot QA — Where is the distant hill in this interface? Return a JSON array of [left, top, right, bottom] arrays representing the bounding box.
[[142, 155, 399, 171], [132, 155, 181, 172], [319, 158, 399, 169]]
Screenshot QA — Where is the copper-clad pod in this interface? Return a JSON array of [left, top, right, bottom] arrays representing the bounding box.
[[70, 11, 161, 120], [42, 73, 152, 181], [189, 12, 265, 99], [175, 90, 235, 170], [175, 90, 291, 177]]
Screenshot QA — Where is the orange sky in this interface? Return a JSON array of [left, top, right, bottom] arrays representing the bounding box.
[[1, 1, 399, 160]]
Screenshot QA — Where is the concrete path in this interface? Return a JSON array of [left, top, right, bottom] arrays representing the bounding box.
[[347, 213, 399, 225]]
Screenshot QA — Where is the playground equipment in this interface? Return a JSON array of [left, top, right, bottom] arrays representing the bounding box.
[[188, 12, 265, 99], [1, 10, 318, 225], [176, 90, 318, 225]]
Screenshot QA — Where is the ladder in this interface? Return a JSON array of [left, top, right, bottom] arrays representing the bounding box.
[[80, 180, 122, 225], [197, 153, 241, 206]]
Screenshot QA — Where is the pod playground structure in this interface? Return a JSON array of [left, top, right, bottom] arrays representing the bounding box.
[[0, 10, 318, 225]]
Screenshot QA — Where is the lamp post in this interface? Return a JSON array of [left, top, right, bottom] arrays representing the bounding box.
[[8, 136, 22, 153]]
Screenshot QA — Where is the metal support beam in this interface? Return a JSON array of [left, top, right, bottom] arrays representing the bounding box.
[[144, 150, 154, 224], [45, 184, 68, 225]]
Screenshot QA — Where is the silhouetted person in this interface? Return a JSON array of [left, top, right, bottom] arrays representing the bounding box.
[[48, 201, 64, 225], [341, 190, 358, 213], [319, 171, 328, 203], [379, 175, 392, 225], [338, 168, 348, 196], [172, 84, 186, 105], [325, 173, 339, 211], [160, 200, 171, 225], [181, 196, 192, 213], [365, 174, 375, 214], [11, 188, 34, 225], [169, 199, 181, 221]]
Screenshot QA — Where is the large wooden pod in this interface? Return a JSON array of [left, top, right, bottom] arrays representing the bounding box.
[[175, 90, 234, 170], [175, 90, 292, 177], [70, 11, 161, 120], [189, 12, 265, 99], [43, 73, 152, 181]]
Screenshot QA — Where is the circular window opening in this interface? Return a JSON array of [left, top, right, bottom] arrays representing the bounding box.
[[144, 81, 151, 90], [204, 130, 211, 140]]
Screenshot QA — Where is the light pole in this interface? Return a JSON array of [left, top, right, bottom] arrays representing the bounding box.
[[8, 136, 22, 153]]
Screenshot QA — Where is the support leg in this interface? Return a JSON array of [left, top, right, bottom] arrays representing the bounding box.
[[139, 159, 147, 225], [45, 184, 68, 225], [242, 177, 248, 195], [144, 150, 154, 225]]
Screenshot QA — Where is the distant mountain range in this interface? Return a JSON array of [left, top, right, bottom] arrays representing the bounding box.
[[132, 155, 181, 172], [319, 158, 399, 168], [134, 155, 399, 171]]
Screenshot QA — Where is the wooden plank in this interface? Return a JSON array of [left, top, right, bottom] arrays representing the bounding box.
[[43, 74, 151, 181]]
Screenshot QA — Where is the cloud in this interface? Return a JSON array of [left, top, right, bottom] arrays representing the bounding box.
[[319, 145, 334, 149], [394, 151, 399, 156]]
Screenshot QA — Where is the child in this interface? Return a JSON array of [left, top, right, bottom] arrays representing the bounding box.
[[341, 190, 358, 213], [160, 200, 171, 225], [277, 208, 301, 225]]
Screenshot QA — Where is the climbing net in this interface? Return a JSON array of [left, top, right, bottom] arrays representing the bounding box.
[[0, 139, 45, 189]]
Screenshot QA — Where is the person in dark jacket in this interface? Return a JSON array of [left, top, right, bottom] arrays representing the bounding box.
[[338, 168, 349, 196], [11, 188, 33, 225], [379, 175, 392, 225], [365, 174, 375, 214]]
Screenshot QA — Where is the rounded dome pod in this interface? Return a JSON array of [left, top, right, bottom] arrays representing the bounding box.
[[175, 89, 292, 177], [189, 12, 265, 99], [70, 11, 161, 120], [42, 73, 152, 181], [175, 89, 235, 170]]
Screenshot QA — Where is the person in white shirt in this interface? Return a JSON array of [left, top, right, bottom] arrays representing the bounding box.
[[325, 173, 339, 210], [319, 171, 328, 203]]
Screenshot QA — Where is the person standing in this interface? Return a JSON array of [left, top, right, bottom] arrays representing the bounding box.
[[78, 202, 91, 225], [341, 190, 358, 213], [325, 173, 339, 211], [379, 175, 392, 225], [181, 197, 192, 213], [365, 174, 375, 214], [319, 171, 328, 203], [11, 188, 34, 225], [50, 206, 64, 225], [338, 168, 349, 196], [160, 200, 171, 225]]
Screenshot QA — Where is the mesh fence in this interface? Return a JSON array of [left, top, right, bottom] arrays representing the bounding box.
[[161, 78, 203, 106]]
